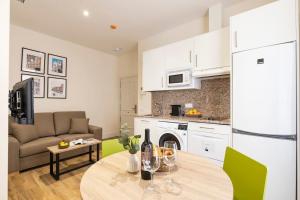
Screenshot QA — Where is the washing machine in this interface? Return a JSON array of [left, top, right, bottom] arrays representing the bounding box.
[[152, 121, 188, 152]]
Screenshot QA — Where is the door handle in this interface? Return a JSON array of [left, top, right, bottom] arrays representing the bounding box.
[[132, 105, 137, 114]]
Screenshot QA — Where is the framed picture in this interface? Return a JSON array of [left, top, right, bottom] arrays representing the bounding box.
[[47, 54, 67, 77], [21, 74, 45, 98], [21, 48, 46, 74], [47, 77, 67, 99]]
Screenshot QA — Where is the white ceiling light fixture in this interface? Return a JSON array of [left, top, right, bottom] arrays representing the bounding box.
[[83, 10, 90, 17]]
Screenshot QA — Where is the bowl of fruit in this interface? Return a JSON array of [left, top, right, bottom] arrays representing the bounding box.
[[58, 140, 70, 149], [185, 108, 202, 117]]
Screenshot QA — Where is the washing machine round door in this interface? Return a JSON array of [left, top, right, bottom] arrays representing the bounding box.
[[159, 132, 182, 150]]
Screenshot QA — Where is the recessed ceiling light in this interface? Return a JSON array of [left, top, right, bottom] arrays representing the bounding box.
[[112, 48, 122, 52], [83, 10, 89, 17]]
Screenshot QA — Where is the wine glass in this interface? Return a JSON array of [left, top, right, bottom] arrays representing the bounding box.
[[163, 141, 177, 174], [163, 141, 181, 194], [142, 145, 161, 199]]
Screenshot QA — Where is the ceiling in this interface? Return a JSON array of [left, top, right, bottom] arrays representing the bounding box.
[[11, 0, 241, 55]]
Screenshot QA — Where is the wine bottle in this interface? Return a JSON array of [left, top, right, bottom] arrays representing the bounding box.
[[141, 128, 152, 180]]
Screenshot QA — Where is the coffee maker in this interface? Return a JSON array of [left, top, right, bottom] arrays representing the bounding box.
[[170, 105, 182, 116]]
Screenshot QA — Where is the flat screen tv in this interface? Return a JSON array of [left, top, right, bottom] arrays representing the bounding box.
[[9, 78, 34, 124]]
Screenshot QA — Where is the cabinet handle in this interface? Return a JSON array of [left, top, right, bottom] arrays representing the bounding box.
[[195, 55, 198, 67], [161, 77, 163, 88], [234, 31, 238, 48], [189, 51, 192, 63], [192, 134, 221, 139], [199, 126, 214, 130]]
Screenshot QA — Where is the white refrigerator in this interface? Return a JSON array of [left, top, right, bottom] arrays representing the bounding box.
[[232, 41, 297, 200]]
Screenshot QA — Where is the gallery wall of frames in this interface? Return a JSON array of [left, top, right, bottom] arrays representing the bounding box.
[[20, 47, 67, 99]]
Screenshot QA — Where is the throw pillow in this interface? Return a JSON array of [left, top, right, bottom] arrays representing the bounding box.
[[11, 123, 39, 144], [69, 118, 89, 134]]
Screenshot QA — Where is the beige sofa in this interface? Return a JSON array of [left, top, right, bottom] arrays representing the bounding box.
[[8, 111, 102, 173]]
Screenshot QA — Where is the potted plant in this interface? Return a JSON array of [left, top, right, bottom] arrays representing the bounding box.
[[118, 123, 141, 173]]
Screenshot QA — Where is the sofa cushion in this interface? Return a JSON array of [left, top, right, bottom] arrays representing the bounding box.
[[20, 137, 61, 157], [54, 111, 86, 135], [57, 133, 94, 141], [35, 113, 55, 137], [69, 118, 89, 134], [11, 123, 39, 144]]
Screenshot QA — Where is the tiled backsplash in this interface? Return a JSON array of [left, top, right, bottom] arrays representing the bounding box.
[[152, 77, 230, 119]]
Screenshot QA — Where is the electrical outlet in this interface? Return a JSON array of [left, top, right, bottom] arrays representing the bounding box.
[[185, 103, 193, 108]]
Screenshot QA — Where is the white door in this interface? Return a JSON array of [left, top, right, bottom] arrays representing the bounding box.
[[233, 134, 296, 200], [142, 47, 166, 91], [232, 42, 296, 136], [121, 77, 138, 135], [230, 0, 296, 53]]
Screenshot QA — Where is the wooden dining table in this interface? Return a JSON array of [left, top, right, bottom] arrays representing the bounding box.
[[80, 151, 233, 200]]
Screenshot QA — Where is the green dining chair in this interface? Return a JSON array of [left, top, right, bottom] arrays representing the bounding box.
[[102, 138, 125, 158], [223, 147, 268, 200]]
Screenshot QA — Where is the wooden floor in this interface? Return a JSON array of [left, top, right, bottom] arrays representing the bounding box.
[[8, 153, 97, 200]]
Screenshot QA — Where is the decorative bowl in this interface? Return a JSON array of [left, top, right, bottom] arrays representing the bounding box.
[[58, 140, 70, 149]]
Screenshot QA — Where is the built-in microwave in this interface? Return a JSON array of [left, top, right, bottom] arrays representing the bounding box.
[[167, 68, 192, 87]]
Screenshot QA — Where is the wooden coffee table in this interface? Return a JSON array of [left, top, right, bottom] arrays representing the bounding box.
[[47, 138, 101, 180]]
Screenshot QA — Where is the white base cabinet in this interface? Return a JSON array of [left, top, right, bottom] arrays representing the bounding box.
[[134, 117, 157, 142], [187, 122, 231, 164]]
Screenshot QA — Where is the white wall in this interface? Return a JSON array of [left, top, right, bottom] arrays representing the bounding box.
[[0, 0, 9, 199], [9, 25, 120, 139], [118, 48, 138, 78], [137, 17, 208, 115]]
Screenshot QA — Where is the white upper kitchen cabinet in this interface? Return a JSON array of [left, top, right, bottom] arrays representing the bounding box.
[[164, 38, 194, 69], [193, 27, 230, 77], [230, 0, 296, 53], [142, 47, 166, 91], [142, 38, 196, 92]]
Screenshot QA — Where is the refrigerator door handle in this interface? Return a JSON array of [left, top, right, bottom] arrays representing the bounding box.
[[232, 128, 296, 140]]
